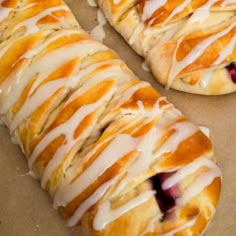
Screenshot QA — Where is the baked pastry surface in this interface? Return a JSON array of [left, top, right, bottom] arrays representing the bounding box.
[[0, 0, 221, 235], [96, 0, 236, 95]]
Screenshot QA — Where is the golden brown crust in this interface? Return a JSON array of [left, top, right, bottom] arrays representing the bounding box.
[[139, 0, 236, 27], [1, 0, 78, 41]]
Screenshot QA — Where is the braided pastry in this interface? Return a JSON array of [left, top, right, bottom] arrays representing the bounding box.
[[96, 0, 236, 95], [0, 0, 221, 235]]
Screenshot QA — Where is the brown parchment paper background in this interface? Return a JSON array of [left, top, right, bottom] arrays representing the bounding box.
[[0, 0, 236, 235]]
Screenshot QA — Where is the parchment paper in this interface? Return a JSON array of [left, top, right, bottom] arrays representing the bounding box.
[[0, 0, 235, 235]]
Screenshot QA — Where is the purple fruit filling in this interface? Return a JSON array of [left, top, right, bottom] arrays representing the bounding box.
[[150, 172, 179, 215], [226, 62, 236, 84]]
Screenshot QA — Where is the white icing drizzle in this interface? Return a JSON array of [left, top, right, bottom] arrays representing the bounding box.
[[201, 0, 219, 8], [66, 64, 122, 102], [1, 36, 116, 195], [163, 158, 213, 189], [189, 0, 218, 22], [60, 59, 136, 114], [14, 41, 152, 199], [177, 167, 221, 206], [164, 0, 191, 24], [168, 21, 236, 87], [155, 121, 198, 156], [20, 57, 140, 190], [0, 40, 16, 58], [140, 214, 163, 235], [67, 177, 118, 227], [162, 157, 221, 206], [118, 82, 149, 106], [55, 105, 198, 228], [213, 35, 236, 65], [26, 170, 38, 179], [11, 135, 19, 145], [112, 127, 158, 196], [54, 101, 160, 222], [13, 5, 69, 35], [0, 40, 106, 115], [137, 100, 145, 114], [200, 70, 213, 88], [142, 0, 167, 21], [220, 0, 236, 6], [188, 8, 211, 24], [0, 4, 11, 22], [142, 0, 232, 24], [111, 99, 173, 195], [28, 39, 96, 94], [90, 10, 107, 42], [142, 215, 197, 235], [15, 3, 37, 12], [87, 0, 97, 7], [34, 87, 114, 188], [141, 61, 150, 72], [66, 59, 122, 83], [54, 134, 138, 207], [116, 103, 181, 195], [129, 22, 144, 45], [199, 125, 210, 137], [19, 170, 38, 179], [128, 22, 155, 54], [93, 190, 155, 231], [113, 0, 121, 4], [10, 79, 67, 131], [77, 116, 143, 168], [0, 70, 25, 115], [160, 216, 198, 236], [38, 60, 146, 187], [22, 29, 81, 60], [116, 120, 198, 195]]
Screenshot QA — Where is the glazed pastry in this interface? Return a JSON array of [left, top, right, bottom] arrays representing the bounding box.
[[95, 0, 236, 95], [0, 0, 78, 42], [0, 0, 221, 235]]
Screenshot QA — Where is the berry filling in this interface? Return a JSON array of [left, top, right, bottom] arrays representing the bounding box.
[[150, 172, 180, 216], [226, 62, 236, 83]]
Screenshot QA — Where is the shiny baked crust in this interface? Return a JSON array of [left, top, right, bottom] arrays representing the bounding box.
[[0, 0, 221, 235], [0, 0, 78, 42], [96, 0, 236, 95]]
